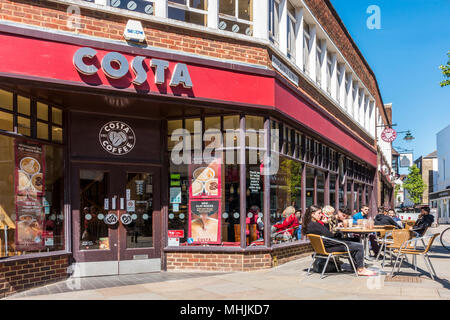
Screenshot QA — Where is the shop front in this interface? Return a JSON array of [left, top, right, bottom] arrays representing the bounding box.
[[0, 24, 378, 290]]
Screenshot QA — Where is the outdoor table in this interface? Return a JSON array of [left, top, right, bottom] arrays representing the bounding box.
[[335, 227, 378, 260]]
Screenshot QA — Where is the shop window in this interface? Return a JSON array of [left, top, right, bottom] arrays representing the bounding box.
[[0, 89, 13, 111], [246, 150, 264, 245], [37, 122, 49, 140], [52, 107, 63, 126], [347, 180, 352, 211], [18, 116, 31, 137], [167, 119, 183, 151], [317, 170, 325, 207], [219, 0, 253, 36], [109, 0, 155, 16], [305, 166, 314, 207], [0, 110, 13, 132], [330, 174, 336, 207], [168, 0, 208, 27], [268, 0, 280, 44], [0, 135, 64, 257], [338, 177, 344, 208], [37, 102, 48, 121], [17, 95, 30, 116], [270, 156, 301, 240]]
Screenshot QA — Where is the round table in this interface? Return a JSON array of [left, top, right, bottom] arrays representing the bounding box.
[[335, 227, 379, 260]]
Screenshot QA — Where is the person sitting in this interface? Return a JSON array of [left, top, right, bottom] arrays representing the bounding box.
[[412, 207, 434, 236], [321, 205, 335, 230], [295, 210, 303, 240], [302, 205, 376, 276], [374, 207, 403, 229], [271, 206, 299, 241], [388, 208, 403, 228], [352, 205, 369, 225]]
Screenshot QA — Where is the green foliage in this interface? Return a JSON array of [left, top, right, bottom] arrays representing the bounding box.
[[394, 183, 401, 198], [403, 165, 427, 205], [439, 51, 450, 87]]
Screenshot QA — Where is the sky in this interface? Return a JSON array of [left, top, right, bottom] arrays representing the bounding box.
[[330, 0, 450, 174]]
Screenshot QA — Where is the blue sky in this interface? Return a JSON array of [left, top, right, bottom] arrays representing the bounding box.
[[330, 0, 449, 173]]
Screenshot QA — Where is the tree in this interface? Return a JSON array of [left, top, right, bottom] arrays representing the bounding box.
[[403, 165, 427, 205], [439, 51, 450, 87]]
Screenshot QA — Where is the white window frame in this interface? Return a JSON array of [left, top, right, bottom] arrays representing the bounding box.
[[287, 7, 296, 62], [303, 22, 311, 73], [316, 40, 322, 84], [268, 0, 280, 45], [168, 0, 208, 15], [219, 0, 254, 25]]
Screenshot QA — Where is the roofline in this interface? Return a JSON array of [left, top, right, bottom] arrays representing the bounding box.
[[324, 0, 389, 125]]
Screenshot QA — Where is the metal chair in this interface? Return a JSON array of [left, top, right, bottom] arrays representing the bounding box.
[[390, 233, 440, 280], [306, 234, 358, 279]]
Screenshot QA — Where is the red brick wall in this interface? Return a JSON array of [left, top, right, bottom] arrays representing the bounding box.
[[166, 243, 313, 272], [0, 254, 69, 298]]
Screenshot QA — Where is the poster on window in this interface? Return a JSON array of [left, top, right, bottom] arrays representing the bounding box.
[[15, 195, 45, 250], [188, 159, 221, 199], [15, 141, 45, 197], [188, 199, 221, 244], [14, 140, 46, 251]]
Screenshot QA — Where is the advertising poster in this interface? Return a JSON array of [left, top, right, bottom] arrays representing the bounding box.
[[188, 199, 221, 244], [188, 159, 221, 199], [14, 140, 46, 251]]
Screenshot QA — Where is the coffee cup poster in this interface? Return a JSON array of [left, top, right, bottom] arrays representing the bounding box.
[[14, 140, 46, 250], [188, 160, 221, 199]]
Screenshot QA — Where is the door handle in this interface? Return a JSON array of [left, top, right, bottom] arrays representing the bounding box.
[[120, 197, 125, 210], [111, 195, 117, 210]]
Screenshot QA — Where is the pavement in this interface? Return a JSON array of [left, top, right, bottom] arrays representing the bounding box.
[[5, 225, 450, 300]]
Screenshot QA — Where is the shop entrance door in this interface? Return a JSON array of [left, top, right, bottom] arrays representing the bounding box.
[[71, 163, 161, 277]]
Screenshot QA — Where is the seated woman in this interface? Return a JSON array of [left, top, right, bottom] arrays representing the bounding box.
[[302, 205, 376, 276], [271, 206, 299, 241]]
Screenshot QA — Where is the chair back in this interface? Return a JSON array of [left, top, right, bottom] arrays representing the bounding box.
[[422, 233, 440, 254], [392, 229, 413, 248], [307, 234, 328, 255]]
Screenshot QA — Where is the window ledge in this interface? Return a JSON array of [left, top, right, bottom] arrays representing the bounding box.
[[0, 250, 71, 264]]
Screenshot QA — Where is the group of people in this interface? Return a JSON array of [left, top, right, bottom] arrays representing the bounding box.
[[269, 203, 435, 276]]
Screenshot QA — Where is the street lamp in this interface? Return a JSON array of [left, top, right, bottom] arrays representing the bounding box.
[[402, 130, 415, 141]]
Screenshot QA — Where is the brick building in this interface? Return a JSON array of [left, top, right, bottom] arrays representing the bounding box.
[[0, 0, 389, 297]]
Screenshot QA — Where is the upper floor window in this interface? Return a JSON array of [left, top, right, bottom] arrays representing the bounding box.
[[326, 55, 332, 94], [336, 63, 342, 103], [168, 0, 208, 27], [286, 2, 296, 62], [268, 0, 280, 44], [219, 0, 253, 36], [303, 23, 311, 73], [316, 40, 322, 84], [109, 0, 155, 15]]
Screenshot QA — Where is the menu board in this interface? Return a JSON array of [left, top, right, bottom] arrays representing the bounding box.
[[249, 170, 261, 193], [188, 158, 222, 244], [14, 140, 46, 250]]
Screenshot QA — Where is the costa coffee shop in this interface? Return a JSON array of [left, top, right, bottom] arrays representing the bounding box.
[[0, 3, 380, 295]]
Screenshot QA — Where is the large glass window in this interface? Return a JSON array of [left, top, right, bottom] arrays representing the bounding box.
[[303, 22, 310, 73], [219, 0, 253, 36], [287, 1, 296, 62], [168, 0, 208, 26], [0, 135, 64, 257], [330, 174, 336, 207]]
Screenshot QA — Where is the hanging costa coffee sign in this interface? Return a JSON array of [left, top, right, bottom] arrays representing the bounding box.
[[73, 47, 193, 88], [381, 128, 397, 143], [99, 121, 136, 155]]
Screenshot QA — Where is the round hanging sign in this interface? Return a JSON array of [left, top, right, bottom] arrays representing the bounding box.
[[120, 213, 133, 225], [104, 213, 118, 225], [381, 128, 397, 143], [99, 121, 136, 155]]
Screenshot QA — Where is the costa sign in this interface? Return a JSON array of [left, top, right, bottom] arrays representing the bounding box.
[[381, 128, 397, 143], [99, 121, 136, 155], [73, 47, 193, 88]]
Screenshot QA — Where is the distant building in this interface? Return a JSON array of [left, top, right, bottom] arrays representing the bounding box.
[[430, 125, 450, 223], [414, 150, 438, 205]]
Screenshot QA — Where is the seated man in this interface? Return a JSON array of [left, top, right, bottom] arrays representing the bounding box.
[[271, 206, 299, 241], [353, 205, 369, 225], [412, 207, 434, 236], [374, 207, 402, 229], [388, 208, 403, 228]]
